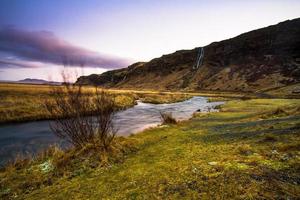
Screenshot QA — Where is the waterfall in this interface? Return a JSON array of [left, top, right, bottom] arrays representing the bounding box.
[[193, 47, 204, 69]]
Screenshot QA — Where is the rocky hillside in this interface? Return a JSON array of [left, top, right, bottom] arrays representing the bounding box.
[[76, 18, 300, 93]]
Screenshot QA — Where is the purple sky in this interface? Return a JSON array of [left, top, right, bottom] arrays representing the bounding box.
[[0, 0, 299, 81]]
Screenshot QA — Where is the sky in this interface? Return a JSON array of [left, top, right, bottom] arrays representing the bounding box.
[[0, 0, 299, 81]]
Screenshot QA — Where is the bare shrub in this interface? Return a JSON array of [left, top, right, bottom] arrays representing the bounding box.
[[45, 81, 117, 149], [160, 112, 177, 124], [93, 88, 118, 149]]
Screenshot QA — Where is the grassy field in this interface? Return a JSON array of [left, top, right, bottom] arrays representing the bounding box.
[[0, 83, 249, 124], [1, 97, 299, 199], [0, 83, 191, 124]]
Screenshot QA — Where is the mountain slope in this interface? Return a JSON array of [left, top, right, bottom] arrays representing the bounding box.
[[17, 78, 61, 85], [76, 18, 300, 93]]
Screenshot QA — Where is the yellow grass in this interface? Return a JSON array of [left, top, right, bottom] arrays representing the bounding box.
[[0, 83, 247, 124]]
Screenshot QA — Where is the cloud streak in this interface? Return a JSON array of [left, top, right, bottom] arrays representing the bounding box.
[[0, 58, 49, 68], [0, 26, 130, 68]]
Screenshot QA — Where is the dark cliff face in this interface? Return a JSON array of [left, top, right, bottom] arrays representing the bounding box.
[[76, 18, 300, 92], [202, 19, 300, 81]]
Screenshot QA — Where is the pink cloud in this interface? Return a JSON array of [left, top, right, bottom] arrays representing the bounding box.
[[0, 26, 131, 68]]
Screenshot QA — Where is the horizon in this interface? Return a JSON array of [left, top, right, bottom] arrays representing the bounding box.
[[0, 0, 299, 81]]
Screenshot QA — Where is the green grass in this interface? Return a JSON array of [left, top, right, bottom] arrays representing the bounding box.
[[1, 98, 300, 199]]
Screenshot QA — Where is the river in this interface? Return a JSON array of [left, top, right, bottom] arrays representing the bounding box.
[[0, 96, 223, 165]]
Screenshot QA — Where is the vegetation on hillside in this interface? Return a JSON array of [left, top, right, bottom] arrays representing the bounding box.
[[1, 98, 299, 199], [76, 18, 300, 94]]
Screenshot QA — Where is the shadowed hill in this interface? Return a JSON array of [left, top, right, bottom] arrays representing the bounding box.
[[76, 18, 300, 94]]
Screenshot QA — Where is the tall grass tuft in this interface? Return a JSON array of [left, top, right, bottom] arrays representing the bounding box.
[[160, 112, 177, 124]]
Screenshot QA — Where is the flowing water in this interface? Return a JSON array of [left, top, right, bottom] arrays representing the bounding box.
[[0, 96, 223, 165]]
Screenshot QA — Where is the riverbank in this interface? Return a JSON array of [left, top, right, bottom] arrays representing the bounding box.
[[1, 98, 299, 199], [0, 83, 246, 124], [0, 83, 189, 124]]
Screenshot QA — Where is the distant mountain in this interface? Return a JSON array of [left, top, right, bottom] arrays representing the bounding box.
[[17, 78, 61, 85], [76, 18, 300, 94]]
